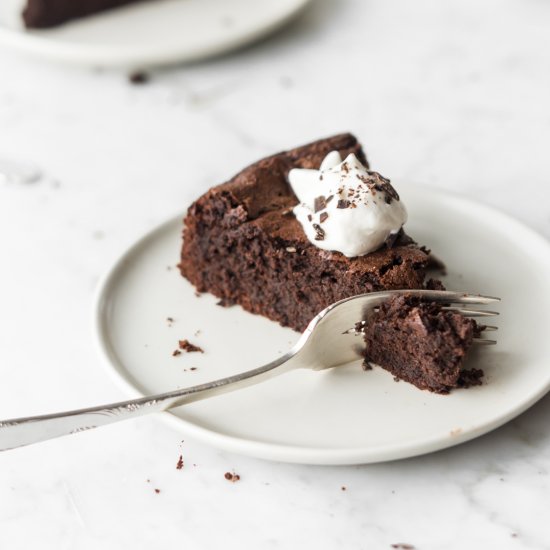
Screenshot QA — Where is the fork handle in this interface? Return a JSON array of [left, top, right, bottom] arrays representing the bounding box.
[[0, 355, 295, 451]]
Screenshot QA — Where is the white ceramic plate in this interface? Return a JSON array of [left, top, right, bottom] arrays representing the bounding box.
[[0, 0, 310, 68], [94, 186, 550, 465]]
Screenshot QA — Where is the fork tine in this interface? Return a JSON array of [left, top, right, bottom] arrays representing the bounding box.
[[480, 325, 498, 331], [412, 291, 500, 305], [473, 338, 497, 345], [442, 307, 499, 317], [376, 296, 499, 307], [449, 294, 500, 305]]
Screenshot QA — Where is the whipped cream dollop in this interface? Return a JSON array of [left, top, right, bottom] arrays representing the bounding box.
[[288, 151, 407, 257]]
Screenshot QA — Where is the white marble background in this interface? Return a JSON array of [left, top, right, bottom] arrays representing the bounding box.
[[1, 0, 550, 548]]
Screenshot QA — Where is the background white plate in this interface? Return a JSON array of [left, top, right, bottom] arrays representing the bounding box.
[[95, 187, 550, 465], [0, 0, 310, 68]]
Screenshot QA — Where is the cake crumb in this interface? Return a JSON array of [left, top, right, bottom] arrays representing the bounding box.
[[425, 278, 446, 291], [341, 486, 347, 491], [224, 471, 240, 482], [362, 361, 373, 371], [457, 368, 484, 388], [129, 71, 150, 84], [172, 349, 182, 357], [178, 340, 204, 353], [216, 298, 234, 307], [391, 545, 415, 549], [166, 317, 175, 325], [194, 291, 201, 298], [176, 455, 184, 470], [450, 428, 462, 436], [154, 488, 161, 494]]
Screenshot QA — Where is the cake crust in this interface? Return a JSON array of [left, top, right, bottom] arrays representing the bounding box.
[[179, 134, 431, 332]]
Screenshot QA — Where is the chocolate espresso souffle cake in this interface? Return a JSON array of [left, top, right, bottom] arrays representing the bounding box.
[[179, 133, 491, 393], [179, 133, 432, 333]]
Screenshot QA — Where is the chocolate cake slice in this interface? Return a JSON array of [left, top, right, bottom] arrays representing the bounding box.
[[179, 134, 431, 332], [22, 0, 149, 28], [361, 295, 483, 393]]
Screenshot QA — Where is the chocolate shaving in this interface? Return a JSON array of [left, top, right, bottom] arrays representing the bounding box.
[[314, 195, 327, 213], [337, 199, 350, 209], [319, 212, 329, 223], [371, 172, 399, 203], [356, 171, 400, 204], [375, 182, 399, 204], [326, 194, 334, 204], [312, 223, 325, 241], [176, 455, 184, 470]]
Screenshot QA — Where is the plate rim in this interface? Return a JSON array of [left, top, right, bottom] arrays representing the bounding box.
[[0, 0, 311, 68], [93, 186, 550, 465]]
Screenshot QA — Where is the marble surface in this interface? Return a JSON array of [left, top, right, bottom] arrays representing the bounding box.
[[1, 0, 550, 548]]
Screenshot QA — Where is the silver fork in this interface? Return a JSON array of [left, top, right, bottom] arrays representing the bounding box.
[[0, 290, 499, 452]]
